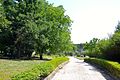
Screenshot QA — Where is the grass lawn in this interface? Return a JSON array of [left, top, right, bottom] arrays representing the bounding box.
[[43, 54, 60, 59], [76, 57, 85, 60], [0, 59, 45, 80]]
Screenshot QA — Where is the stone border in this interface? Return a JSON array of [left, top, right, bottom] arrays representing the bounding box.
[[44, 60, 69, 80]]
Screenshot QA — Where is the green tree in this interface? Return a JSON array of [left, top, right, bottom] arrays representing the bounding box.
[[0, 0, 11, 57], [0, 0, 73, 59], [115, 21, 120, 33], [84, 38, 99, 57], [105, 32, 120, 61]]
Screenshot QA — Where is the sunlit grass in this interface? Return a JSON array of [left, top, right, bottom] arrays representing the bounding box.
[[0, 59, 45, 80], [76, 57, 85, 60], [43, 54, 59, 59]]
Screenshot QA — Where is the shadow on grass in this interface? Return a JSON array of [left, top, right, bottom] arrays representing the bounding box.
[[0, 56, 51, 61]]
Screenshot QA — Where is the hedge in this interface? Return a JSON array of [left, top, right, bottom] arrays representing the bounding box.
[[11, 57, 69, 80], [84, 58, 120, 79]]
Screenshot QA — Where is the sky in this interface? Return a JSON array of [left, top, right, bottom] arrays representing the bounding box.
[[46, 0, 120, 44]]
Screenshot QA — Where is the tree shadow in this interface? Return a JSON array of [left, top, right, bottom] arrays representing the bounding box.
[[0, 56, 51, 61], [75, 61, 116, 80], [75, 61, 85, 64], [75, 61, 90, 66], [86, 63, 116, 80]]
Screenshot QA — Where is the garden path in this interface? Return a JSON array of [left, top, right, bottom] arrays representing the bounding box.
[[51, 57, 114, 80]]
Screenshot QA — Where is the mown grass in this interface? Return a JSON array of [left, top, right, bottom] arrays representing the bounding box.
[[76, 57, 85, 60], [0, 59, 45, 80], [43, 54, 64, 59], [76, 56, 89, 60], [12, 57, 69, 80]]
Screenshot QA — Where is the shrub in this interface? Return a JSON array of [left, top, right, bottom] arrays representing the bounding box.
[[12, 57, 69, 80], [76, 54, 80, 57], [84, 58, 120, 79]]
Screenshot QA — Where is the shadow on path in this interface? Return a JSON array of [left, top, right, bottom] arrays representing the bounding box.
[[75, 60, 115, 80], [51, 57, 115, 80]]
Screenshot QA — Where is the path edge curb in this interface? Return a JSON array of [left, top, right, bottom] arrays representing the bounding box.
[[44, 60, 69, 80]]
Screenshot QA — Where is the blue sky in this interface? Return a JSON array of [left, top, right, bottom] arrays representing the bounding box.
[[47, 0, 120, 44]]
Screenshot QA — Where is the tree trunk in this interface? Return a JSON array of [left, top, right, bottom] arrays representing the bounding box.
[[17, 44, 21, 59], [40, 54, 43, 60]]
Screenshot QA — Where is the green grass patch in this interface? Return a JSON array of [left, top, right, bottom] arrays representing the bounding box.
[[76, 57, 85, 60], [84, 58, 120, 79], [0, 59, 45, 80], [43, 54, 66, 59], [11, 57, 69, 80]]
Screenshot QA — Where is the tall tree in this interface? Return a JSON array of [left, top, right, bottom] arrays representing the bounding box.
[[1, 0, 73, 59], [0, 0, 11, 57], [84, 38, 99, 57], [115, 21, 120, 33]]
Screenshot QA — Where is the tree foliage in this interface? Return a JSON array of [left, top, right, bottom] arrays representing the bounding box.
[[0, 0, 73, 59], [83, 22, 120, 62], [84, 38, 100, 57]]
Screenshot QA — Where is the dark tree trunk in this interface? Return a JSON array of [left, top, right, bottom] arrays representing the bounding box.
[[17, 44, 21, 59], [40, 54, 43, 60], [27, 51, 32, 59], [15, 40, 22, 59]]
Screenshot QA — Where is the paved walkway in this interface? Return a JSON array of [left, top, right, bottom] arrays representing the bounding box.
[[51, 57, 114, 80]]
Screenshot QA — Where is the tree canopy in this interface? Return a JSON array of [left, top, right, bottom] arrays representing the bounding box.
[[83, 22, 120, 62], [0, 0, 74, 59]]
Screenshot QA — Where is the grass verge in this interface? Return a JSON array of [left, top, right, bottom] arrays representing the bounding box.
[[11, 57, 69, 80], [76, 57, 85, 60]]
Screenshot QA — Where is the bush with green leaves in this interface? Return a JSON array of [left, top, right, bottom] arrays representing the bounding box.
[[12, 57, 69, 80], [84, 58, 120, 79]]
